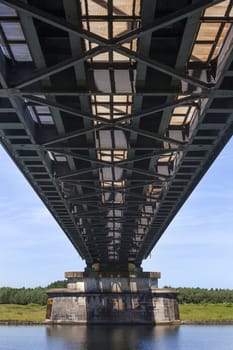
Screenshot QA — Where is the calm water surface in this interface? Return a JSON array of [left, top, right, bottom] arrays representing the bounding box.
[[0, 325, 233, 350]]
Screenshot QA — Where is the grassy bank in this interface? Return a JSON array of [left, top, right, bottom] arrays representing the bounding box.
[[0, 304, 46, 321], [0, 303, 233, 322], [179, 303, 233, 321]]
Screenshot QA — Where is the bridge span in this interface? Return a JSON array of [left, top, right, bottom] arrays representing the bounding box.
[[0, 0, 233, 323]]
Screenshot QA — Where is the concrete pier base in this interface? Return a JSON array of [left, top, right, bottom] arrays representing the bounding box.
[[46, 271, 179, 324]]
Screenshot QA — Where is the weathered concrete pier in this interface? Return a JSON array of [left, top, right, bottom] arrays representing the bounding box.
[[46, 268, 179, 324]]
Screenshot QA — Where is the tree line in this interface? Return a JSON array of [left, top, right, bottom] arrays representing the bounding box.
[[1, 284, 233, 305], [177, 287, 233, 304], [0, 280, 67, 305]]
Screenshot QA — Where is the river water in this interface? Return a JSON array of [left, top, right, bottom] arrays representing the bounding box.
[[0, 325, 233, 350]]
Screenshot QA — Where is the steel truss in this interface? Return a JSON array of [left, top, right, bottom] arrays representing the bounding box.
[[0, 0, 232, 267]]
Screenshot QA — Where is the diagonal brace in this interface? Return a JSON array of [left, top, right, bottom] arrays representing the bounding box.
[[115, 0, 224, 44], [14, 46, 108, 89], [115, 46, 212, 90], [0, 0, 110, 46]]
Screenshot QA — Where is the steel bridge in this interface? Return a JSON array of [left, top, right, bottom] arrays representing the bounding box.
[[0, 0, 232, 271]]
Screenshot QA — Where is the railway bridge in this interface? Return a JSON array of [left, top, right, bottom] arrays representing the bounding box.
[[0, 0, 232, 323]]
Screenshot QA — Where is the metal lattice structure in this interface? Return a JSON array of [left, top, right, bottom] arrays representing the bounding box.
[[0, 0, 232, 268]]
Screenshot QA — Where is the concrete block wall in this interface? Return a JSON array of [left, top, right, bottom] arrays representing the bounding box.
[[51, 297, 87, 323], [67, 277, 158, 293], [152, 291, 180, 323]]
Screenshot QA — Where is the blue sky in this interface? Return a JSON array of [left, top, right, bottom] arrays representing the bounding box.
[[0, 138, 232, 289]]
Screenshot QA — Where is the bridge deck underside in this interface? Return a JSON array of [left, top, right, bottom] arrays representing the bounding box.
[[0, 0, 232, 266]]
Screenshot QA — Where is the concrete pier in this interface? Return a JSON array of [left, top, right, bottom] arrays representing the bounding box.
[[46, 271, 179, 324]]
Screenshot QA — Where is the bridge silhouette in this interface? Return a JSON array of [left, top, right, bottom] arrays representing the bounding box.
[[0, 0, 232, 274]]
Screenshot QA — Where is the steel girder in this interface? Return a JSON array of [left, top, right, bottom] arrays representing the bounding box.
[[0, 0, 232, 267]]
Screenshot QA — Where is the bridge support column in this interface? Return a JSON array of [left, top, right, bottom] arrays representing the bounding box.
[[46, 271, 179, 324]]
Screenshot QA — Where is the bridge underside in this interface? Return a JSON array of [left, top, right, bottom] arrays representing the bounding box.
[[0, 0, 233, 271]]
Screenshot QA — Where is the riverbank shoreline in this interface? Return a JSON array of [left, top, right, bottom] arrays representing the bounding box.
[[1, 320, 233, 326], [181, 320, 233, 325]]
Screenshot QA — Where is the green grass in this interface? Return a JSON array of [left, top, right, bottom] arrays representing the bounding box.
[[179, 303, 233, 321], [1, 303, 233, 322], [0, 304, 46, 321]]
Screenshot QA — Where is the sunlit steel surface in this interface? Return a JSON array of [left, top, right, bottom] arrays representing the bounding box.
[[0, 0, 232, 267]]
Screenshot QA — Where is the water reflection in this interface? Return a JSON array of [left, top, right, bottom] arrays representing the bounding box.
[[1, 325, 233, 350], [46, 325, 180, 350]]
